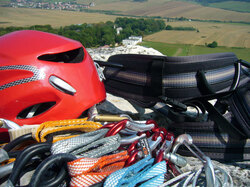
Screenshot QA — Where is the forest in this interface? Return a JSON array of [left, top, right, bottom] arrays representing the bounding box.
[[0, 18, 165, 47]]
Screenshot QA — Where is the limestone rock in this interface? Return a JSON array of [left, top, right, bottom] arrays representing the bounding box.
[[87, 45, 164, 61]]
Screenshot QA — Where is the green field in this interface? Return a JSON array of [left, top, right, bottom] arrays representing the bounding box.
[[140, 41, 250, 61], [209, 1, 250, 13]]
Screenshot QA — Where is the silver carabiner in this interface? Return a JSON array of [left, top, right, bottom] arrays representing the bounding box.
[[0, 119, 21, 129]]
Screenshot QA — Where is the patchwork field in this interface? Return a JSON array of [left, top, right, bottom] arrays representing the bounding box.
[[143, 21, 250, 48], [89, 0, 250, 22], [208, 1, 250, 13], [0, 7, 118, 28], [140, 41, 250, 62]]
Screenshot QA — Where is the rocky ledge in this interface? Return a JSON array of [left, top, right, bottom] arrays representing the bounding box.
[[87, 45, 163, 61]]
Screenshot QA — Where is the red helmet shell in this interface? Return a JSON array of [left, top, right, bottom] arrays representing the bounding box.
[[0, 30, 106, 125]]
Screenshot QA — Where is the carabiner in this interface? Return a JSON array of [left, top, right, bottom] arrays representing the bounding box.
[[104, 119, 157, 137], [0, 119, 20, 130]]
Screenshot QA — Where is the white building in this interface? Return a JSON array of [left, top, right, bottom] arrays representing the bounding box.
[[122, 36, 142, 46], [129, 36, 142, 42]]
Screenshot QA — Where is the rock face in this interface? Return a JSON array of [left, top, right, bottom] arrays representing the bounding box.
[[87, 45, 163, 61], [90, 45, 250, 186]]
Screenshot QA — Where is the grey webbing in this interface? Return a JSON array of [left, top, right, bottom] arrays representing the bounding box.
[[0, 149, 9, 162], [51, 128, 109, 155], [71, 134, 121, 158]]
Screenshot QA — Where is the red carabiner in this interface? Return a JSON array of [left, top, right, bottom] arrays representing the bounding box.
[[127, 140, 139, 155], [146, 119, 159, 129], [155, 149, 164, 163], [100, 122, 117, 129], [125, 150, 139, 167], [104, 119, 128, 137]]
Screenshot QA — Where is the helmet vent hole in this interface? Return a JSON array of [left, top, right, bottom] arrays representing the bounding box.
[[38, 47, 84, 63], [17, 102, 56, 119]]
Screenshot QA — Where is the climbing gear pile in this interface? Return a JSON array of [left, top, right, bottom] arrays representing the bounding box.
[[0, 116, 233, 187], [0, 30, 247, 186]]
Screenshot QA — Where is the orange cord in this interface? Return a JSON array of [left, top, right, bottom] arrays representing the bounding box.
[[68, 151, 129, 187], [34, 118, 102, 142], [1, 158, 16, 166]]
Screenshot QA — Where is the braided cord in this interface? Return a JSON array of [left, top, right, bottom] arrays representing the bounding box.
[[34, 118, 102, 142]]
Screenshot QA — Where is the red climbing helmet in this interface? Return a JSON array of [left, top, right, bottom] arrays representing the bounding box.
[[0, 30, 106, 125]]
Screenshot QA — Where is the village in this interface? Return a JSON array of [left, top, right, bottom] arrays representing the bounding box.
[[2, 0, 95, 11]]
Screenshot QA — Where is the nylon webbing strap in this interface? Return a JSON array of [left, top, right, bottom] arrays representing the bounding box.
[[0, 149, 9, 163], [196, 70, 215, 95], [151, 57, 164, 96], [201, 100, 246, 139], [67, 151, 128, 187], [70, 134, 121, 158], [33, 118, 102, 143], [104, 156, 153, 187], [130, 161, 166, 187], [104, 156, 166, 187], [51, 128, 109, 155]]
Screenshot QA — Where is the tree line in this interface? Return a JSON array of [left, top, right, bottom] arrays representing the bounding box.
[[165, 25, 197, 31], [0, 17, 165, 48]]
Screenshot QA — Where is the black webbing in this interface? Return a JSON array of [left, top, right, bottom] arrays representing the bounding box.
[[151, 57, 164, 96], [201, 100, 246, 139], [196, 70, 215, 95]]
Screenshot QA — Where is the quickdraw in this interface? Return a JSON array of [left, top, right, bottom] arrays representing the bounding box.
[[0, 116, 234, 187]]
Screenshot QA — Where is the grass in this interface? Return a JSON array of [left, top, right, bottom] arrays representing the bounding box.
[[141, 41, 190, 56], [140, 41, 250, 62], [209, 1, 250, 13]]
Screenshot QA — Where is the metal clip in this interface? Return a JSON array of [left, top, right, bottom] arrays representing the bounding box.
[[94, 62, 105, 81], [126, 120, 155, 132], [92, 114, 130, 122], [120, 133, 146, 145], [171, 134, 216, 186], [104, 119, 157, 137], [0, 119, 21, 129]]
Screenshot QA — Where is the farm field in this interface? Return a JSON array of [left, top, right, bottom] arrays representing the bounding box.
[[143, 21, 250, 48], [89, 0, 250, 22], [208, 1, 250, 13], [140, 41, 250, 62], [0, 7, 119, 28]]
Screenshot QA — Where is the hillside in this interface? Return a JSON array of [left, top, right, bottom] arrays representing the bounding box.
[[2, 0, 250, 22], [87, 0, 250, 22]]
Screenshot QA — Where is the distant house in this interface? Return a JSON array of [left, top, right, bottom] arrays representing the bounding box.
[[89, 2, 95, 7], [122, 36, 142, 46], [116, 27, 123, 35]]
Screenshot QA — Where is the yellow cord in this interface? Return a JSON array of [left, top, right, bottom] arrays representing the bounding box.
[[0, 143, 7, 148], [1, 158, 16, 166], [34, 118, 102, 143]]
